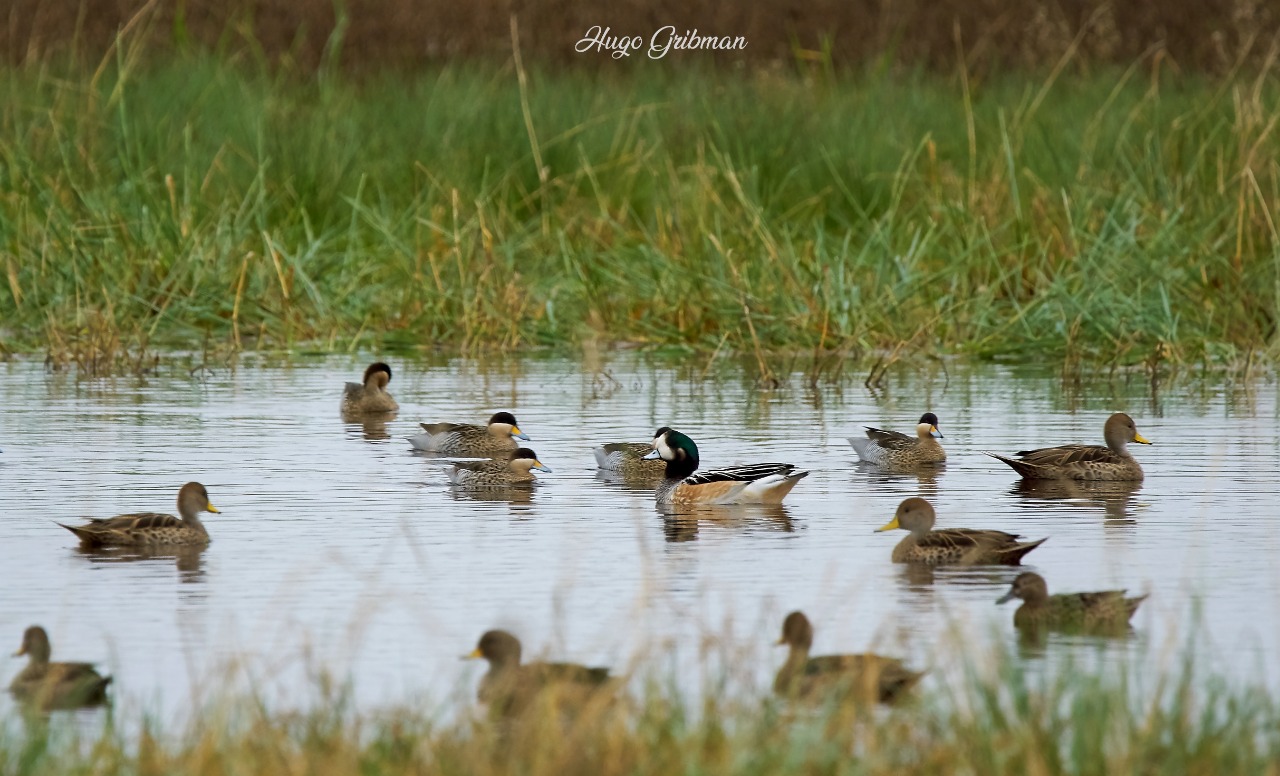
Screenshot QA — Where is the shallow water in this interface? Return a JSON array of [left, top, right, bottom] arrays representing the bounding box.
[[1, 354, 1277, 722]]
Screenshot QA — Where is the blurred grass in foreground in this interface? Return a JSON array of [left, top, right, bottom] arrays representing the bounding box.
[[3, 641, 1278, 776], [1, 48, 1278, 371]]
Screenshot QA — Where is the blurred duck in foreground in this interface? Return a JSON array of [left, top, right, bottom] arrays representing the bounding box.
[[466, 629, 612, 718], [408, 412, 529, 456], [997, 572, 1147, 630], [774, 611, 923, 704], [875, 497, 1045, 565], [848, 412, 946, 467], [58, 482, 220, 547], [987, 412, 1151, 481], [341, 362, 399, 414], [447, 448, 552, 487], [9, 626, 112, 710], [644, 428, 808, 506]]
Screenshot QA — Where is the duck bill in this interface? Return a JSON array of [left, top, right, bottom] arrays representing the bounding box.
[[996, 591, 1016, 605], [462, 648, 484, 660], [533, 461, 553, 473], [642, 449, 660, 460], [207, 502, 220, 514], [12, 646, 25, 657], [1133, 433, 1152, 445], [930, 426, 943, 439], [874, 516, 900, 533], [511, 427, 531, 441]]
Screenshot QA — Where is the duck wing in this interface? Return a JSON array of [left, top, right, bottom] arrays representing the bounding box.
[[862, 427, 916, 451], [1011, 444, 1124, 466], [685, 463, 797, 485]]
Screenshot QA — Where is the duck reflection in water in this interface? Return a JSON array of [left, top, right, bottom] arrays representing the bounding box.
[[658, 503, 794, 542], [342, 414, 397, 441], [72, 544, 206, 583], [1010, 479, 1142, 523]]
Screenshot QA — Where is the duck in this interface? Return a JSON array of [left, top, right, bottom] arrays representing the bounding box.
[[592, 431, 667, 479], [774, 611, 923, 704], [997, 572, 1146, 629], [58, 482, 220, 547], [408, 412, 529, 456], [874, 497, 1045, 565], [987, 412, 1151, 481], [447, 448, 552, 487], [644, 428, 808, 506], [341, 362, 399, 414], [848, 412, 946, 467], [466, 629, 612, 718], [9, 626, 112, 710]]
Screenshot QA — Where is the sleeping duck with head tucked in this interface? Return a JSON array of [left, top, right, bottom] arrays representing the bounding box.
[[643, 427, 808, 506], [341, 362, 399, 414]]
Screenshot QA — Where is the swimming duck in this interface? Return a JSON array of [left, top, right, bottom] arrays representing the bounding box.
[[774, 611, 923, 704], [447, 448, 552, 487], [9, 626, 112, 710], [987, 412, 1151, 481], [848, 412, 946, 467], [58, 482, 220, 547], [874, 497, 1045, 565], [466, 629, 612, 718], [997, 572, 1146, 629], [341, 362, 399, 414], [592, 431, 667, 479], [644, 428, 808, 506], [408, 412, 529, 456]]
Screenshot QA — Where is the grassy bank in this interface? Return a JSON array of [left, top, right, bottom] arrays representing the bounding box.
[[1, 51, 1278, 369], [5, 647, 1279, 775]]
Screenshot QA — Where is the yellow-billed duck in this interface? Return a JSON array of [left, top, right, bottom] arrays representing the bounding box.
[[987, 412, 1151, 481], [59, 482, 219, 547], [9, 626, 112, 710], [875, 497, 1045, 565]]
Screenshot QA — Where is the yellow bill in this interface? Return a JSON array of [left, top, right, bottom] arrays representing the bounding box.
[[875, 516, 900, 532], [207, 502, 221, 513], [1133, 433, 1152, 445]]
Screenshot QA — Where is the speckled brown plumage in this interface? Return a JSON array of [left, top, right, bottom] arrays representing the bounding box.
[[875, 497, 1045, 565], [848, 412, 946, 467], [58, 482, 219, 547], [987, 412, 1151, 481], [408, 412, 529, 455]]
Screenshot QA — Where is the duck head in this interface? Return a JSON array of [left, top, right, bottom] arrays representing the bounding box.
[[488, 412, 530, 441], [875, 497, 937, 534]]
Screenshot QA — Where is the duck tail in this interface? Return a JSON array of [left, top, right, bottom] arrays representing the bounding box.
[[848, 437, 873, 461], [57, 522, 103, 547], [756, 469, 810, 504], [1125, 594, 1149, 619], [591, 446, 616, 471], [986, 451, 1038, 479], [1002, 536, 1048, 565]]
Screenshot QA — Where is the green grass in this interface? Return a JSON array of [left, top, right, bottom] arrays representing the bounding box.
[[2, 50, 1278, 368], [4, 642, 1278, 776]]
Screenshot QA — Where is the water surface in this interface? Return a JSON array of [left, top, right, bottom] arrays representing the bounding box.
[[1, 355, 1276, 721]]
